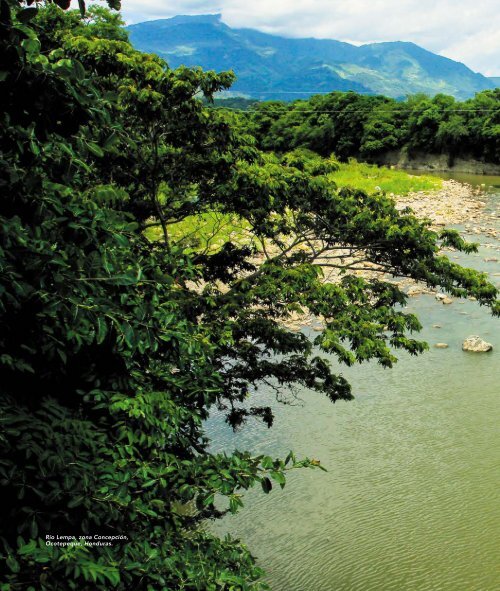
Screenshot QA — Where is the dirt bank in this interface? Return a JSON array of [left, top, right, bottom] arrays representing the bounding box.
[[375, 150, 500, 175]]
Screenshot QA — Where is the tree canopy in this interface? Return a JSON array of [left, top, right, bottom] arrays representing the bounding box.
[[244, 90, 500, 163], [0, 2, 498, 590]]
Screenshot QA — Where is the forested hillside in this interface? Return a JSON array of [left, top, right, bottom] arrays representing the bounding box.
[[0, 3, 498, 590], [229, 91, 500, 164], [127, 14, 495, 100]]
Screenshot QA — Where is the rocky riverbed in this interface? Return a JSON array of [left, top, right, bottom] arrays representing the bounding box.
[[282, 178, 499, 332], [396, 179, 495, 230]]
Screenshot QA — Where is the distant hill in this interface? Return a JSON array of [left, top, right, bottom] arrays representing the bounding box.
[[127, 14, 495, 100], [490, 77, 500, 87]]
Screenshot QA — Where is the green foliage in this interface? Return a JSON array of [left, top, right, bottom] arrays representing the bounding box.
[[0, 3, 498, 591], [332, 160, 442, 195], [244, 89, 500, 163]]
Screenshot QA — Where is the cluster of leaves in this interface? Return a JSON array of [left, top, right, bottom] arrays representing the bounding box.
[[0, 3, 498, 591], [243, 89, 500, 163]]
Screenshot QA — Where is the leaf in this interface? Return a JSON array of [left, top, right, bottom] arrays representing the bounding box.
[[54, 0, 71, 9], [261, 477, 272, 494], [261, 456, 274, 469], [96, 317, 107, 345], [67, 496, 84, 508], [17, 8, 38, 23], [21, 38, 40, 56], [30, 518, 38, 538], [103, 132, 120, 150], [270, 471, 286, 488], [203, 493, 215, 506], [18, 540, 37, 555], [87, 142, 104, 158], [6, 555, 20, 573], [142, 480, 156, 488]]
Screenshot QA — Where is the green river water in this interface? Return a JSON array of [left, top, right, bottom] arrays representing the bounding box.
[[208, 173, 500, 591]]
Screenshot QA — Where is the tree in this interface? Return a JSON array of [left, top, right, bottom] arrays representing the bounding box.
[[0, 3, 498, 591], [463, 89, 500, 162], [246, 90, 500, 164]]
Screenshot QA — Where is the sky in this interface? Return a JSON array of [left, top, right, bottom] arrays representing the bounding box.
[[116, 0, 500, 77]]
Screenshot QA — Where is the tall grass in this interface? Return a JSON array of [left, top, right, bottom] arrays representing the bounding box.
[[332, 159, 442, 195]]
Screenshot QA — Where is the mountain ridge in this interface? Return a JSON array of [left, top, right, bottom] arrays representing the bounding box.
[[127, 14, 495, 100]]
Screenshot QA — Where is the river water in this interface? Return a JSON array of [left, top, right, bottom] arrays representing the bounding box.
[[208, 173, 500, 591]]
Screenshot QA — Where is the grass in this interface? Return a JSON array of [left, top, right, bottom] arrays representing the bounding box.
[[144, 211, 252, 252], [145, 161, 443, 249], [332, 159, 443, 195]]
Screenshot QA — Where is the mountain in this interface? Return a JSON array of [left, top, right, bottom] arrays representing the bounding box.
[[127, 14, 495, 100], [490, 77, 500, 87]]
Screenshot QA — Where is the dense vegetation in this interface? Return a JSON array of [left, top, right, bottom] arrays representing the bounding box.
[[240, 91, 500, 164], [0, 2, 498, 590]]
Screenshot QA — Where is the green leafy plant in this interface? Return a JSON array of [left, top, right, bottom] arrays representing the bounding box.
[[0, 3, 498, 591]]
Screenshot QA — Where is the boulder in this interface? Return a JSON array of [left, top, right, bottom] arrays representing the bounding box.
[[442, 297, 453, 305], [435, 293, 447, 301], [462, 336, 493, 352], [434, 343, 449, 349], [407, 285, 425, 296]]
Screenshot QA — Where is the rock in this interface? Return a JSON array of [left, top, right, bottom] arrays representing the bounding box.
[[407, 285, 425, 296], [484, 257, 498, 262], [442, 297, 453, 305], [435, 293, 447, 301], [432, 324, 442, 328], [462, 336, 493, 352], [434, 343, 449, 349]]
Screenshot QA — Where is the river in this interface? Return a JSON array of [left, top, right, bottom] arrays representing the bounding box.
[[207, 173, 500, 591]]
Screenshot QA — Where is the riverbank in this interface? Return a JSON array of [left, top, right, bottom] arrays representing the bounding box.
[[395, 179, 495, 230], [375, 150, 500, 176], [283, 178, 498, 331]]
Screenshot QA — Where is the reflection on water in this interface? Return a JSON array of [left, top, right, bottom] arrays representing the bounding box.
[[207, 178, 500, 591]]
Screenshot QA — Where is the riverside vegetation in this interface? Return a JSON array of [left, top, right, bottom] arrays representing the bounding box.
[[0, 3, 498, 591], [221, 89, 500, 167]]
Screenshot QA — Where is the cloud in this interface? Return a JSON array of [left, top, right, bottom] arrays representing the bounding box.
[[117, 0, 500, 75]]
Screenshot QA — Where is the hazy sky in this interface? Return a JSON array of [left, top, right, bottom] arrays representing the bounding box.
[[116, 0, 500, 76]]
